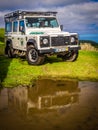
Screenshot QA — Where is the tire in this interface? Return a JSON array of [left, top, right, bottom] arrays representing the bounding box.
[[7, 44, 15, 58], [62, 50, 79, 62], [26, 45, 45, 65]]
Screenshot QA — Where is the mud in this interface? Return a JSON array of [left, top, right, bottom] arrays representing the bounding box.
[[0, 79, 98, 130]]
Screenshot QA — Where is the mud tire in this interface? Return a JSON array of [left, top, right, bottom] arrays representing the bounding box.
[[7, 44, 15, 58], [62, 50, 79, 62], [26, 45, 45, 65]]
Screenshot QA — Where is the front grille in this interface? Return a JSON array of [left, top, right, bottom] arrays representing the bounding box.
[[51, 36, 70, 46]]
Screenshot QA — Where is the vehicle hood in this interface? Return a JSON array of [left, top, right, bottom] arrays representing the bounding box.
[[27, 28, 70, 36], [46, 31, 70, 36], [29, 31, 70, 36]]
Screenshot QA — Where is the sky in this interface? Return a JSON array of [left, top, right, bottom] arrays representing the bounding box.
[[0, 0, 98, 34]]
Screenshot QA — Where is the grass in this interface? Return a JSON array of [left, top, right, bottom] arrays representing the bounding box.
[[0, 28, 5, 55], [0, 50, 98, 87], [0, 28, 4, 42], [0, 28, 98, 87]]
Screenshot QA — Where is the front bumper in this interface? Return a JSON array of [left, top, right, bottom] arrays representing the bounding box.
[[39, 45, 81, 54]]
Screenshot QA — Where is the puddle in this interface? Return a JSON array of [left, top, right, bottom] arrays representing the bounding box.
[[0, 79, 98, 130]]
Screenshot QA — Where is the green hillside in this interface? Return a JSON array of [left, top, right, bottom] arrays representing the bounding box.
[[0, 28, 4, 42]]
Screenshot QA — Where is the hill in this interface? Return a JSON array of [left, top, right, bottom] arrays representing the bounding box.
[[0, 28, 5, 42]]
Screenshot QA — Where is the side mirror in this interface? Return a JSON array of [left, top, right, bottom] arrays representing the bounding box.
[[60, 25, 63, 31]]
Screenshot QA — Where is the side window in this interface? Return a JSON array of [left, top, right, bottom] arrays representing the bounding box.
[[5, 22, 12, 32], [19, 20, 25, 32], [50, 19, 58, 27], [13, 21, 18, 32]]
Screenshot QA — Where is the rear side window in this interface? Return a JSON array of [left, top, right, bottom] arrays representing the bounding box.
[[5, 22, 12, 32], [13, 21, 18, 32]]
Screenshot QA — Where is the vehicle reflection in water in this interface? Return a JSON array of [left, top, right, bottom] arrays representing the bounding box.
[[0, 79, 98, 130], [0, 79, 80, 116]]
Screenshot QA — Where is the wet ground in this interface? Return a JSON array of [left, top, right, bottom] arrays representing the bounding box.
[[0, 79, 98, 130]]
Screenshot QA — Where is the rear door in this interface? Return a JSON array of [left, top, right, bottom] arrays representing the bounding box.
[[12, 21, 19, 49]]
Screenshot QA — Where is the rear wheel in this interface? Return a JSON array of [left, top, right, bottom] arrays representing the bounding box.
[[7, 44, 15, 58], [62, 50, 79, 62], [26, 45, 45, 65]]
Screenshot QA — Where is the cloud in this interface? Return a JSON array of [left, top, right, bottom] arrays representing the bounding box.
[[0, 10, 10, 27], [0, 0, 91, 10], [57, 2, 98, 33], [0, 0, 98, 34]]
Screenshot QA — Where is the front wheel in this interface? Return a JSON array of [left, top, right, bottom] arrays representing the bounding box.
[[62, 50, 79, 62], [26, 46, 45, 65]]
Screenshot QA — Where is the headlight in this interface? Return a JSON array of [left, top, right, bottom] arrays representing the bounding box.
[[43, 38, 48, 44], [71, 37, 75, 43], [40, 36, 50, 48]]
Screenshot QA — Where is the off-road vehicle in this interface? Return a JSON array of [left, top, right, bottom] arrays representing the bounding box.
[[4, 10, 80, 65]]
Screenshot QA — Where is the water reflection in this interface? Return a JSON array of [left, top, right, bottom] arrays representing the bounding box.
[[0, 88, 8, 110], [0, 79, 80, 115], [0, 79, 98, 130]]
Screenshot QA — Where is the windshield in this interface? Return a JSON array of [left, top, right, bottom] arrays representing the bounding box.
[[25, 17, 59, 28]]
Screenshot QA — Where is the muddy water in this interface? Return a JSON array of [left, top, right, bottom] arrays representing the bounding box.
[[0, 79, 98, 130]]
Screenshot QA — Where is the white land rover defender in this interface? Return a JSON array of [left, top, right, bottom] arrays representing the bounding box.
[[4, 10, 80, 65]]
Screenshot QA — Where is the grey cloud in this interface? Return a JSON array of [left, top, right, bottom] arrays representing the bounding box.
[[0, 1, 98, 34], [56, 2, 98, 33], [0, 0, 40, 10], [0, 0, 91, 10]]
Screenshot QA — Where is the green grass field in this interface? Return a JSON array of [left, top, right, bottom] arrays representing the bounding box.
[[0, 28, 98, 87]]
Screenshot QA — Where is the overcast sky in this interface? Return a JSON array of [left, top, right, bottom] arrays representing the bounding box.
[[0, 0, 98, 34]]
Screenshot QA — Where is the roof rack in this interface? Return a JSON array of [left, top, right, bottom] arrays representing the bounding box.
[[4, 10, 58, 18]]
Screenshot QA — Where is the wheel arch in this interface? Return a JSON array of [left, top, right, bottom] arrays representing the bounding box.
[[5, 39, 12, 54], [27, 39, 37, 49]]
